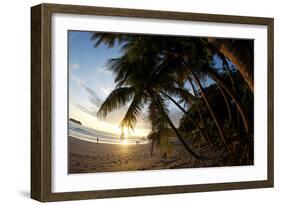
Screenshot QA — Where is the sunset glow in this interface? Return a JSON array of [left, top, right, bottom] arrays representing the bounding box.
[[68, 30, 255, 174], [122, 139, 128, 145], [68, 31, 151, 138]]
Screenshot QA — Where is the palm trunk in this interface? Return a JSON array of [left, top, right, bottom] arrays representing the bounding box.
[[222, 57, 241, 131], [150, 139, 155, 156], [189, 78, 205, 126], [221, 55, 236, 91], [208, 38, 254, 92], [206, 67, 250, 134], [185, 65, 229, 148], [221, 55, 240, 127], [188, 77, 213, 144], [217, 85, 232, 122], [153, 93, 202, 160], [160, 91, 211, 145]]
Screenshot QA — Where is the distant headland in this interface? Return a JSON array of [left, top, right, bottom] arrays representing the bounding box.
[[69, 118, 82, 125]]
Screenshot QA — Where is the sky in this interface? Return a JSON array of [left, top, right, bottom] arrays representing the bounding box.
[[68, 31, 153, 137], [68, 31, 221, 137]]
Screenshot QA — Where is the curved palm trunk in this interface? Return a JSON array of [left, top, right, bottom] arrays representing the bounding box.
[[160, 91, 211, 145], [221, 55, 236, 91], [150, 139, 155, 156], [208, 38, 254, 92], [206, 67, 250, 134], [222, 57, 241, 130], [217, 85, 232, 122], [153, 94, 202, 160], [188, 77, 213, 144], [185, 65, 229, 149]]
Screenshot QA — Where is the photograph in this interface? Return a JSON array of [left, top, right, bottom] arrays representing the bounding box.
[[67, 31, 254, 174], [30, 3, 274, 201]]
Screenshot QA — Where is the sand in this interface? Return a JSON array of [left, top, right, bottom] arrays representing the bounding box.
[[68, 135, 250, 174], [68, 136, 199, 173]]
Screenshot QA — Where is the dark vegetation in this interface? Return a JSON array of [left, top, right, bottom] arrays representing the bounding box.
[[69, 118, 82, 125], [90, 33, 254, 166]]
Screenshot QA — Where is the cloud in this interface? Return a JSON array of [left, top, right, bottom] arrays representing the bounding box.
[[75, 98, 181, 131], [103, 108, 151, 130], [97, 66, 112, 75], [69, 63, 80, 70], [75, 104, 97, 116], [169, 110, 183, 127], [70, 75, 102, 108], [71, 74, 182, 130], [99, 86, 113, 96], [82, 85, 102, 107]]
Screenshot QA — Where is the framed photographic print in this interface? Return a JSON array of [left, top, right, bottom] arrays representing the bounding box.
[[31, 3, 274, 202]]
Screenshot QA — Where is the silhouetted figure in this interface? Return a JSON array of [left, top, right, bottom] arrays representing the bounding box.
[[97, 138, 99, 143]]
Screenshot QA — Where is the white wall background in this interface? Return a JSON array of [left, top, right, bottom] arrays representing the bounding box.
[[0, 0, 279, 205]]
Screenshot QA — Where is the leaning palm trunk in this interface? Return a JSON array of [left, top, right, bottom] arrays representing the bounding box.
[[222, 57, 242, 131], [217, 85, 232, 122], [150, 139, 155, 156], [185, 66, 229, 149], [160, 91, 211, 145], [188, 77, 213, 145], [206, 67, 250, 134], [221, 54, 236, 92], [152, 93, 202, 160], [208, 38, 254, 92]]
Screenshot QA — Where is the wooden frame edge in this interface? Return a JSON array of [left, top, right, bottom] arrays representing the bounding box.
[[31, 3, 274, 202], [42, 180, 272, 202], [31, 3, 53, 201], [31, 4, 43, 201], [267, 18, 274, 187], [41, 3, 274, 25]]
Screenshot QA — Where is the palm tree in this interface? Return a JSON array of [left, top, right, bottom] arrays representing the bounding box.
[[207, 38, 254, 92], [91, 32, 252, 150], [217, 84, 232, 123], [204, 65, 250, 134], [188, 77, 213, 144], [169, 37, 251, 136], [184, 64, 228, 148], [160, 90, 211, 145], [97, 52, 201, 159]]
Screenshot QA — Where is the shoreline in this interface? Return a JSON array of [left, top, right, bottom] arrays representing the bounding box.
[[69, 135, 149, 145]]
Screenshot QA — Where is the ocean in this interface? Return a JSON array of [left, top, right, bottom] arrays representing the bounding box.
[[69, 121, 149, 145]]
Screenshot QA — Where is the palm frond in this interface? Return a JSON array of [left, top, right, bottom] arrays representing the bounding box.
[[120, 92, 145, 130], [147, 96, 174, 155], [107, 56, 135, 85], [164, 87, 195, 106], [148, 96, 169, 133], [91, 33, 128, 48], [97, 87, 135, 119], [147, 130, 173, 156]]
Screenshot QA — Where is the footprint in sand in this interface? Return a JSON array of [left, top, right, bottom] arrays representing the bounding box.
[[124, 160, 129, 164]]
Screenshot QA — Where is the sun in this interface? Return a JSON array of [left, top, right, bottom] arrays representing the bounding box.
[[122, 139, 128, 145]]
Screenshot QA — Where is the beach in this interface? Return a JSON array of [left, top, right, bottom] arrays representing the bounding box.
[[68, 134, 252, 174], [68, 136, 202, 173]]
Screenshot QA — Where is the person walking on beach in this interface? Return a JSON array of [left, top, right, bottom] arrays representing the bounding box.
[[97, 138, 99, 143]]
